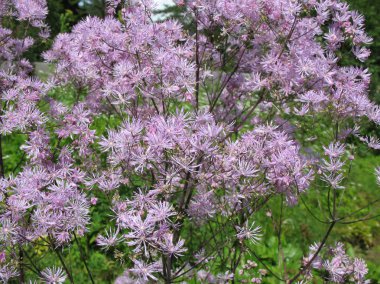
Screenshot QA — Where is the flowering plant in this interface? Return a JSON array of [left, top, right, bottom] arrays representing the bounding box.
[[0, 0, 379, 283]]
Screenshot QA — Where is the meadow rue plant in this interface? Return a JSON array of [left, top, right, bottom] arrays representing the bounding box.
[[0, 0, 378, 283]]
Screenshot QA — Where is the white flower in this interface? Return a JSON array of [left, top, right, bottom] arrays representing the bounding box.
[[40, 267, 66, 284], [236, 221, 262, 244]]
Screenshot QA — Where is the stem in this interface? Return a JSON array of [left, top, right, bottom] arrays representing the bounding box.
[[19, 246, 25, 283], [50, 238, 74, 284], [247, 247, 286, 282], [288, 221, 336, 284], [277, 17, 298, 60], [209, 48, 246, 113], [162, 254, 172, 284], [223, 94, 264, 141], [74, 233, 95, 284], [0, 134, 4, 178], [23, 248, 42, 276], [166, 255, 172, 284], [277, 195, 287, 280], [55, 249, 74, 284], [195, 9, 200, 112]]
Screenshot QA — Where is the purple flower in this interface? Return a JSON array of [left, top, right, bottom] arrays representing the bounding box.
[[97, 228, 121, 250], [40, 267, 66, 284], [128, 260, 160, 282], [158, 233, 187, 258]]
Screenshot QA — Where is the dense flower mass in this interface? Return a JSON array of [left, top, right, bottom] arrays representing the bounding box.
[[0, 0, 49, 134], [44, 9, 195, 110], [0, 0, 379, 283], [303, 242, 369, 283]]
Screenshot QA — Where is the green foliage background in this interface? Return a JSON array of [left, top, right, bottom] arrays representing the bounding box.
[[8, 0, 380, 282]]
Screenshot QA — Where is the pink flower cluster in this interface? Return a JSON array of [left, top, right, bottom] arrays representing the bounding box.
[[0, 0, 378, 283], [304, 242, 369, 283]]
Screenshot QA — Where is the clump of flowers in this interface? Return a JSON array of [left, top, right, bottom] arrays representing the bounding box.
[[0, 0, 379, 283], [303, 242, 369, 283]]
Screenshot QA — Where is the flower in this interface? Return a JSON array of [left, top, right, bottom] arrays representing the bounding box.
[[236, 221, 262, 244], [353, 258, 368, 282], [128, 260, 160, 282], [97, 228, 121, 250], [158, 233, 187, 258], [40, 267, 66, 284]]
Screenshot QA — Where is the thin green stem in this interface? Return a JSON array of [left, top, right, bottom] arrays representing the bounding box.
[[74, 233, 95, 284]]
